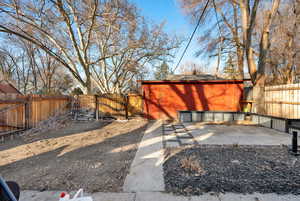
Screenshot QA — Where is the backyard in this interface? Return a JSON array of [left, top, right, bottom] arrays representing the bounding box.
[[1, 0, 300, 200], [1, 116, 300, 201]]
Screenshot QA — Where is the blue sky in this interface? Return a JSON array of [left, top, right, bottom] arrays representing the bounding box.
[[130, 0, 214, 73]]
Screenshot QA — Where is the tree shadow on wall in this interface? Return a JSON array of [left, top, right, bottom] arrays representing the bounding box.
[[144, 82, 243, 119]]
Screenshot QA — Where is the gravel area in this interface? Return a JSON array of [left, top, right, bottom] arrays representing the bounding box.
[[163, 145, 300, 195], [0, 119, 147, 193]]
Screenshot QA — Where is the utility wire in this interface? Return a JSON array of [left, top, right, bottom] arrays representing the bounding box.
[[173, 0, 210, 73], [212, 0, 221, 33], [212, 0, 223, 76]]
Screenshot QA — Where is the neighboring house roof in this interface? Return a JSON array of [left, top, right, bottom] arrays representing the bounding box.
[[0, 80, 22, 94]]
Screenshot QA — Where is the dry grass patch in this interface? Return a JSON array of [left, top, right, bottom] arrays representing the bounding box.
[[180, 155, 205, 176]]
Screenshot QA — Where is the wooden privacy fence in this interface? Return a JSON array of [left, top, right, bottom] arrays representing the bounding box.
[[244, 83, 300, 119], [0, 95, 71, 135], [77, 94, 143, 118], [263, 84, 300, 119], [0, 102, 25, 133]]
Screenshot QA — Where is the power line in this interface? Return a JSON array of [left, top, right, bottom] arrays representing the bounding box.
[[173, 0, 210, 73], [212, 0, 223, 76]]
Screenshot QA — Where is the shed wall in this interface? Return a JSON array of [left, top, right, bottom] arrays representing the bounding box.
[[142, 82, 243, 119]]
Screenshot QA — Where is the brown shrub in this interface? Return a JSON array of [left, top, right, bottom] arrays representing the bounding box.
[[180, 155, 205, 175]]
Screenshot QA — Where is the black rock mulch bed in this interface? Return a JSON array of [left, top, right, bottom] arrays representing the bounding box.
[[163, 145, 300, 195]]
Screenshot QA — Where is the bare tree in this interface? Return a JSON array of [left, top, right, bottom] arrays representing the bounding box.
[[0, 35, 72, 94], [0, 46, 32, 93], [0, 0, 180, 94], [179, 61, 205, 75], [238, 0, 281, 86], [180, 0, 283, 86], [0, 0, 112, 93], [0, 49, 16, 81], [267, 0, 300, 84], [180, 0, 245, 78], [90, 3, 180, 94]]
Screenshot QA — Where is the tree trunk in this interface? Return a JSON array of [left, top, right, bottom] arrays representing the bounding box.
[[237, 47, 244, 79], [85, 75, 92, 95], [256, 0, 280, 113], [239, 0, 280, 114], [240, 0, 259, 84]]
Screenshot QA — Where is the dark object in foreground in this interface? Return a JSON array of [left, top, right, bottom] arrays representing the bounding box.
[[0, 177, 20, 201], [163, 145, 300, 195], [291, 131, 299, 156]]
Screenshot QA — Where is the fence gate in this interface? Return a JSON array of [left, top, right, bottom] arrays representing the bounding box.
[[77, 94, 143, 119]]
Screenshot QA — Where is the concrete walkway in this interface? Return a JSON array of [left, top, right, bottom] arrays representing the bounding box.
[[20, 191, 300, 201], [123, 121, 165, 192]]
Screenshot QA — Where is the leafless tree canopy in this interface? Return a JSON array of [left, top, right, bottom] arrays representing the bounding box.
[[180, 0, 300, 85], [0, 0, 181, 94], [179, 61, 205, 75], [0, 36, 73, 94]]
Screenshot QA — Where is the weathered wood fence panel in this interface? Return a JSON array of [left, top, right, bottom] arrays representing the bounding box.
[[28, 95, 71, 127], [98, 94, 126, 117], [0, 102, 25, 132], [128, 94, 143, 116], [0, 95, 71, 134], [264, 83, 300, 119], [77, 95, 96, 109], [77, 94, 143, 118], [245, 83, 300, 119]]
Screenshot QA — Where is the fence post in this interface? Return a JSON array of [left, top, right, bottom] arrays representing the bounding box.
[[292, 131, 298, 153], [125, 95, 129, 120], [24, 99, 31, 129], [95, 95, 99, 120]]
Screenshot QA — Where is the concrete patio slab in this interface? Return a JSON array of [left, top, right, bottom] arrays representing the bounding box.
[[185, 123, 291, 145], [166, 141, 179, 147], [219, 193, 300, 201], [92, 192, 135, 201], [255, 193, 300, 201], [218, 193, 261, 201], [135, 192, 189, 201], [123, 121, 165, 192], [20, 191, 64, 201], [190, 194, 219, 201], [20, 190, 300, 201], [20, 191, 135, 201]]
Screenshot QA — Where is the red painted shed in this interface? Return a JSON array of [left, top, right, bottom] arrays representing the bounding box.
[[140, 75, 245, 120]]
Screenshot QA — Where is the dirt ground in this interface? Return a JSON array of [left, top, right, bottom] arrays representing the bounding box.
[[0, 119, 148, 192]]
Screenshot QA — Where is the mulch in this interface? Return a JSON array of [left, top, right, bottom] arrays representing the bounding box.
[[163, 145, 300, 195]]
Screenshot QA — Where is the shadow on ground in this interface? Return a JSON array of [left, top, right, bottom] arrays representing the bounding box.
[[0, 119, 148, 193]]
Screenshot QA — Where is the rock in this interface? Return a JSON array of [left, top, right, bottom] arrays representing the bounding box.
[[231, 160, 240, 164]]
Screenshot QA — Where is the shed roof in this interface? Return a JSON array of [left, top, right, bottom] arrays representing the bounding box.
[[0, 80, 22, 94], [166, 74, 223, 81], [139, 74, 249, 84]]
